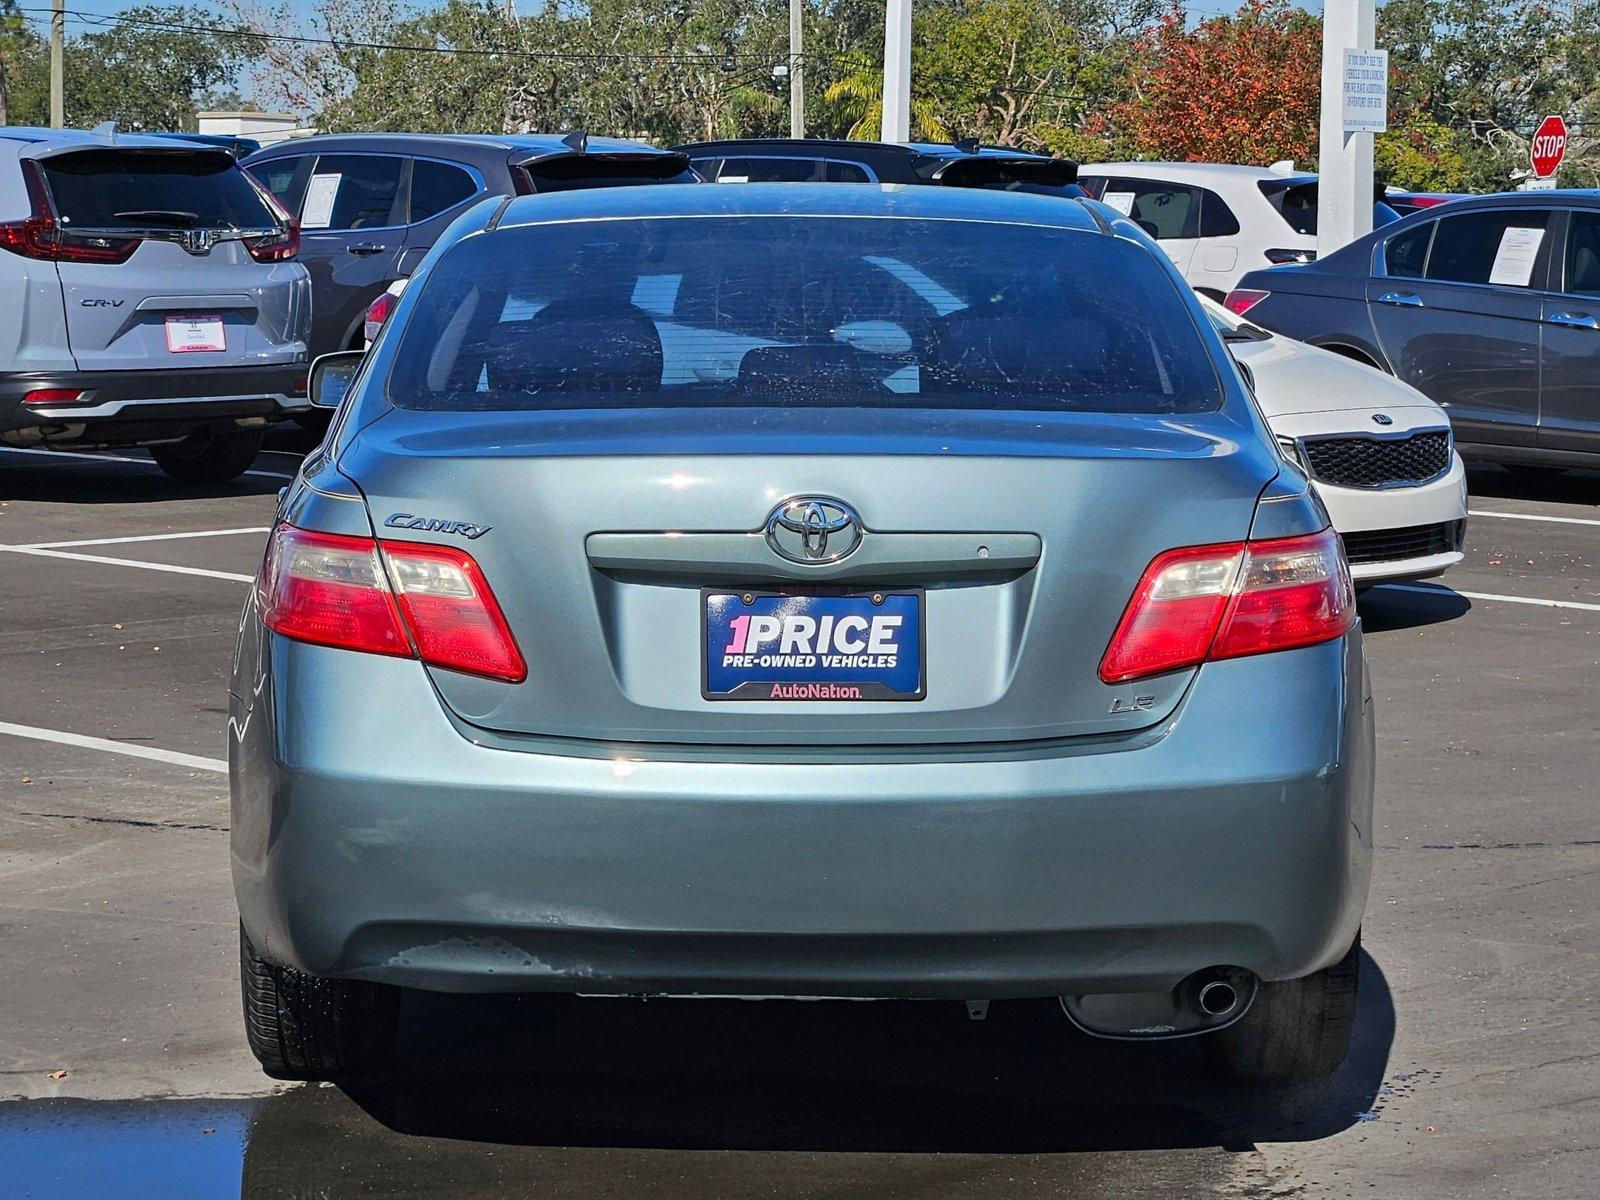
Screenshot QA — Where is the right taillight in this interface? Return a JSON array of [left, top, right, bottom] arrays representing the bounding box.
[[241, 170, 300, 262], [1223, 288, 1269, 316], [259, 524, 526, 683], [1100, 528, 1354, 684], [0, 161, 137, 264]]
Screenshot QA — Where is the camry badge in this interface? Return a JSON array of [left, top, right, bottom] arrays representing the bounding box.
[[1371, 413, 1394, 426], [765, 496, 862, 564], [384, 513, 492, 539]]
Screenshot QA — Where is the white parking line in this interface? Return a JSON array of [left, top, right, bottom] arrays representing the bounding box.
[[0, 444, 295, 481], [1378, 582, 1600, 613], [1470, 509, 1600, 528], [19, 527, 269, 550], [0, 721, 227, 774], [0, 544, 253, 583]]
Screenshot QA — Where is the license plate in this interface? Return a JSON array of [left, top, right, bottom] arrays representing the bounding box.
[[703, 589, 925, 701], [164, 315, 226, 353]]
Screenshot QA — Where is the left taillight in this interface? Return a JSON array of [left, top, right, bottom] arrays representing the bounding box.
[[363, 290, 398, 343], [0, 161, 138, 264], [241, 170, 300, 263], [259, 525, 525, 683], [1099, 528, 1355, 684]]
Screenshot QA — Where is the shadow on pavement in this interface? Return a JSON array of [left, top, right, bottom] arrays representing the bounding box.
[[1358, 584, 1472, 632], [1464, 462, 1599, 506], [229, 952, 1395, 1189]]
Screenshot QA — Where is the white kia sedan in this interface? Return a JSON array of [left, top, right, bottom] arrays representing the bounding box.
[[1203, 296, 1467, 585]]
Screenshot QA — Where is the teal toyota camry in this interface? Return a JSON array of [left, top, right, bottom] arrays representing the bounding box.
[[231, 182, 1373, 1086]]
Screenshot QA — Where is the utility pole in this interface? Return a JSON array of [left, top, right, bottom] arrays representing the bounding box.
[[788, 0, 804, 139], [881, 0, 911, 142], [1317, 0, 1380, 259], [50, 0, 65, 128]]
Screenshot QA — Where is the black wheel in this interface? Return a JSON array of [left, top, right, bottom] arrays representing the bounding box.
[[1201, 933, 1360, 1085], [240, 926, 400, 1081], [149, 425, 265, 485]]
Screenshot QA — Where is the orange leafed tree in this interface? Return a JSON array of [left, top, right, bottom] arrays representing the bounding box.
[[1105, 0, 1323, 165]]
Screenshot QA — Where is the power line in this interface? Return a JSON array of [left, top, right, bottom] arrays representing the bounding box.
[[17, 6, 780, 65]]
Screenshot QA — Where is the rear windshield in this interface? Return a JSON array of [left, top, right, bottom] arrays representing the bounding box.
[[1257, 178, 1400, 235], [520, 155, 699, 192], [386, 215, 1223, 415], [932, 158, 1085, 198], [41, 149, 278, 230]]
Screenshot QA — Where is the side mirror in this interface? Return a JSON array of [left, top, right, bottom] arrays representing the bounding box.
[[307, 351, 365, 410]]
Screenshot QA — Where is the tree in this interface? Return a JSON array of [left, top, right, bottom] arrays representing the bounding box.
[[63, 5, 248, 130], [0, 0, 48, 125], [1379, 0, 1600, 189], [1102, 0, 1322, 164]]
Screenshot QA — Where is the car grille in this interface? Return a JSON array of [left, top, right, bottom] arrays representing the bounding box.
[[1341, 521, 1464, 565], [1300, 430, 1451, 488]]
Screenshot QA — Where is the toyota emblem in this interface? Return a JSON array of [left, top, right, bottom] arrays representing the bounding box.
[[764, 496, 863, 564]]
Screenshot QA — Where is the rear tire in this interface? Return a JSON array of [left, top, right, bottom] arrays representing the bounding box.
[[150, 425, 265, 485], [1201, 933, 1361, 1085], [240, 926, 400, 1081]]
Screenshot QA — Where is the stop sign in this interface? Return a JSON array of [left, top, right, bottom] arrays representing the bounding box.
[[1531, 115, 1568, 179]]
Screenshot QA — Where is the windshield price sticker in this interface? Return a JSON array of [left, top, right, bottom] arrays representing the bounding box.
[[301, 174, 342, 229], [1488, 226, 1546, 287]]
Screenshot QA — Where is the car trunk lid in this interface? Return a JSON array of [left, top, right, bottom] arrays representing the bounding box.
[[30, 144, 306, 372], [343, 405, 1275, 747]]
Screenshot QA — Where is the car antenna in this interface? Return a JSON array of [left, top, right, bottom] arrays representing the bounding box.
[[953, 137, 980, 154], [91, 120, 118, 143], [561, 130, 589, 155]]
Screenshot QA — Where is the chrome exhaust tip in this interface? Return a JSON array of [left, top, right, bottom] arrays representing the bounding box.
[[1197, 978, 1240, 1017]]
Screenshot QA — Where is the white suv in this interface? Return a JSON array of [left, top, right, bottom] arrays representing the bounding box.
[[1078, 162, 1401, 297], [0, 127, 311, 483]]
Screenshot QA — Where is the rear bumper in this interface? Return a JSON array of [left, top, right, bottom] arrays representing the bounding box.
[[0, 364, 309, 439], [231, 624, 1374, 1000]]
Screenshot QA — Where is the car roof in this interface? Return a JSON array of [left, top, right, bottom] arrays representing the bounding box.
[[487, 179, 1108, 234], [1425, 189, 1600, 209], [0, 125, 227, 153], [1080, 161, 1314, 185], [681, 137, 1051, 162], [246, 131, 675, 159]]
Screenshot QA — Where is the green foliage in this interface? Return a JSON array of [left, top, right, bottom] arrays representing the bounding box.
[[13, 0, 1598, 193], [63, 6, 247, 130]]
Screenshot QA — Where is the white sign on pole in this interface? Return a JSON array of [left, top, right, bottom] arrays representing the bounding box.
[[1340, 48, 1388, 134], [1520, 175, 1558, 191]]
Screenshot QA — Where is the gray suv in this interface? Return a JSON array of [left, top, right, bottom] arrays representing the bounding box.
[[241, 133, 697, 362], [0, 127, 311, 483]]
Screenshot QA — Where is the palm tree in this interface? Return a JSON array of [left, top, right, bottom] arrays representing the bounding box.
[[823, 66, 947, 141]]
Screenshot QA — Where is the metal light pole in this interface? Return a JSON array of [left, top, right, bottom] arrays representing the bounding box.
[[1317, 0, 1380, 259], [881, 0, 911, 143], [50, 0, 65, 128], [789, 0, 804, 139]]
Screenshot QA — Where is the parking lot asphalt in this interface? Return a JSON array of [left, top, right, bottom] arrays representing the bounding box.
[[1, 436, 1596, 1199]]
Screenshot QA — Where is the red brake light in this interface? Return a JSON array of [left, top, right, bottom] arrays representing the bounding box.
[[363, 291, 398, 343], [242, 170, 300, 262], [259, 525, 526, 683], [23, 388, 91, 406], [0, 161, 138, 264], [1223, 288, 1269, 316], [1100, 529, 1354, 684]]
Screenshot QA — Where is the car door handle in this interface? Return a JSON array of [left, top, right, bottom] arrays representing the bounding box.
[[1545, 311, 1599, 330], [347, 243, 387, 257], [1376, 291, 1424, 308]]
